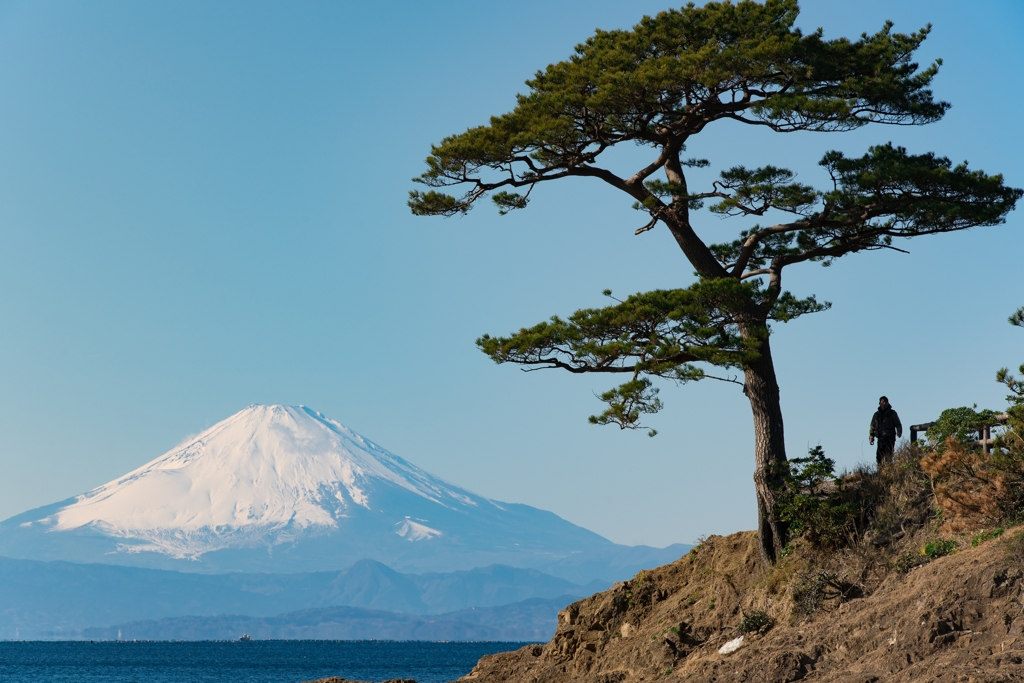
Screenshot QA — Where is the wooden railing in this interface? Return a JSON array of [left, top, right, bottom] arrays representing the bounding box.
[[909, 414, 1009, 454]]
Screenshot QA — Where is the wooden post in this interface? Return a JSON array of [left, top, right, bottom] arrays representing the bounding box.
[[909, 422, 936, 444]]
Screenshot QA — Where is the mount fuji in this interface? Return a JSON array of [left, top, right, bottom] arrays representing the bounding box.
[[0, 405, 687, 582]]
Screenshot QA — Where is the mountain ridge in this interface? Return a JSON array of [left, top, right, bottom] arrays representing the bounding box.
[[0, 553, 606, 639]]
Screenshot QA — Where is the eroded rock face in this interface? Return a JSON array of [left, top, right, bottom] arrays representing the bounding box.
[[459, 531, 1024, 683]]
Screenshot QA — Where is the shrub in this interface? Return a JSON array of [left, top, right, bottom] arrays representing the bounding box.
[[921, 539, 957, 558], [625, 570, 653, 607], [925, 406, 1000, 452], [738, 609, 775, 635], [777, 446, 858, 549], [919, 413, 1024, 532], [791, 569, 860, 615], [893, 551, 927, 574], [920, 440, 1006, 532]]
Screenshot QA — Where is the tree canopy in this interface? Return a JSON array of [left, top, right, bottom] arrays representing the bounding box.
[[410, 0, 950, 222]]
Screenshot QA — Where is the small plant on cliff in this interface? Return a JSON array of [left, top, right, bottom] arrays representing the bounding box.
[[971, 528, 1004, 547], [738, 609, 775, 635], [626, 570, 654, 607], [688, 535, 708, 561], [893, 551, 927, 574], [777, 446, 857, 549], [791, 568, 860, 615], [921, 539, 957, 558]]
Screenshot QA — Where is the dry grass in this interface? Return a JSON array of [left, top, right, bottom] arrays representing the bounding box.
[[1003, 527, 1024, 566], [920, 437, 1007, 532]]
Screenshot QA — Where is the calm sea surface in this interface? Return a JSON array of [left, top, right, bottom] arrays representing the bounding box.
[[0, 641, 529, 683]]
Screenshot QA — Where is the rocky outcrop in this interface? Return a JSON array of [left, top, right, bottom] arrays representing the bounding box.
[[459, 530, 1024, 682]]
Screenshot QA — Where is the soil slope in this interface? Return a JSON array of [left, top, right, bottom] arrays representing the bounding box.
[[460, 530, 1024, 682]]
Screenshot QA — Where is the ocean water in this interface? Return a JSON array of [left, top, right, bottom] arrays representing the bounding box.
[[0, 641, 529, 683]]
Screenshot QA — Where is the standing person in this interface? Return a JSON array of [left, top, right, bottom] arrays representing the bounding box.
[[869, 396, 903, 465]]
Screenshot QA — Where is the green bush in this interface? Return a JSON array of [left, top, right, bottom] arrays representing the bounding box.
[[777, 446, 858, 549], [921, 539, 957, 558], [925, 406, 1000, 452]]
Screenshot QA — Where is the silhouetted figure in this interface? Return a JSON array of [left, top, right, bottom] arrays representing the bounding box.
[[869, 396, 902, 465]]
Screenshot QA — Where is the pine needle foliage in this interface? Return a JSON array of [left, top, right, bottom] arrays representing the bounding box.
[[476, 280, 825, 432]]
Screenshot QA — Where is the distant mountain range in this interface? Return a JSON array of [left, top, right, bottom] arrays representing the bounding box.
[[80, 599, 568, 642], [0, 405, 688, 583], [0, 554, 605, 639]]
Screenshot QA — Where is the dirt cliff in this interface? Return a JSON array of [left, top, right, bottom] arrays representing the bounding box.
[[459, 530, 1024, 682]]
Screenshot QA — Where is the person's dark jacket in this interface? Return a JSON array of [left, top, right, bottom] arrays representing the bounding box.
[[870, 407, 902, 440]]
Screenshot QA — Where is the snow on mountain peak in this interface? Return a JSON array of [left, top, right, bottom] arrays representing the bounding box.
[[395, 519, 443, 541], [46, 405, 482, 558]]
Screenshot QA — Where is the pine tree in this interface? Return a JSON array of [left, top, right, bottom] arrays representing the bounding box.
[[409, 0, 1021, 563]]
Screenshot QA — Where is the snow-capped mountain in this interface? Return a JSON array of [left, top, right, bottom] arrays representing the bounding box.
[[46, 405, 486, 559], [0, 405, 688, 581]]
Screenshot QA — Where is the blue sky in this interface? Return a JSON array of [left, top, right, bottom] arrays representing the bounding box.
[[0, 0, 1021, 548]]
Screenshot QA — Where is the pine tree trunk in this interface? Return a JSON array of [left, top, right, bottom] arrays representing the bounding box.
[[740, 323, 790, 565]]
